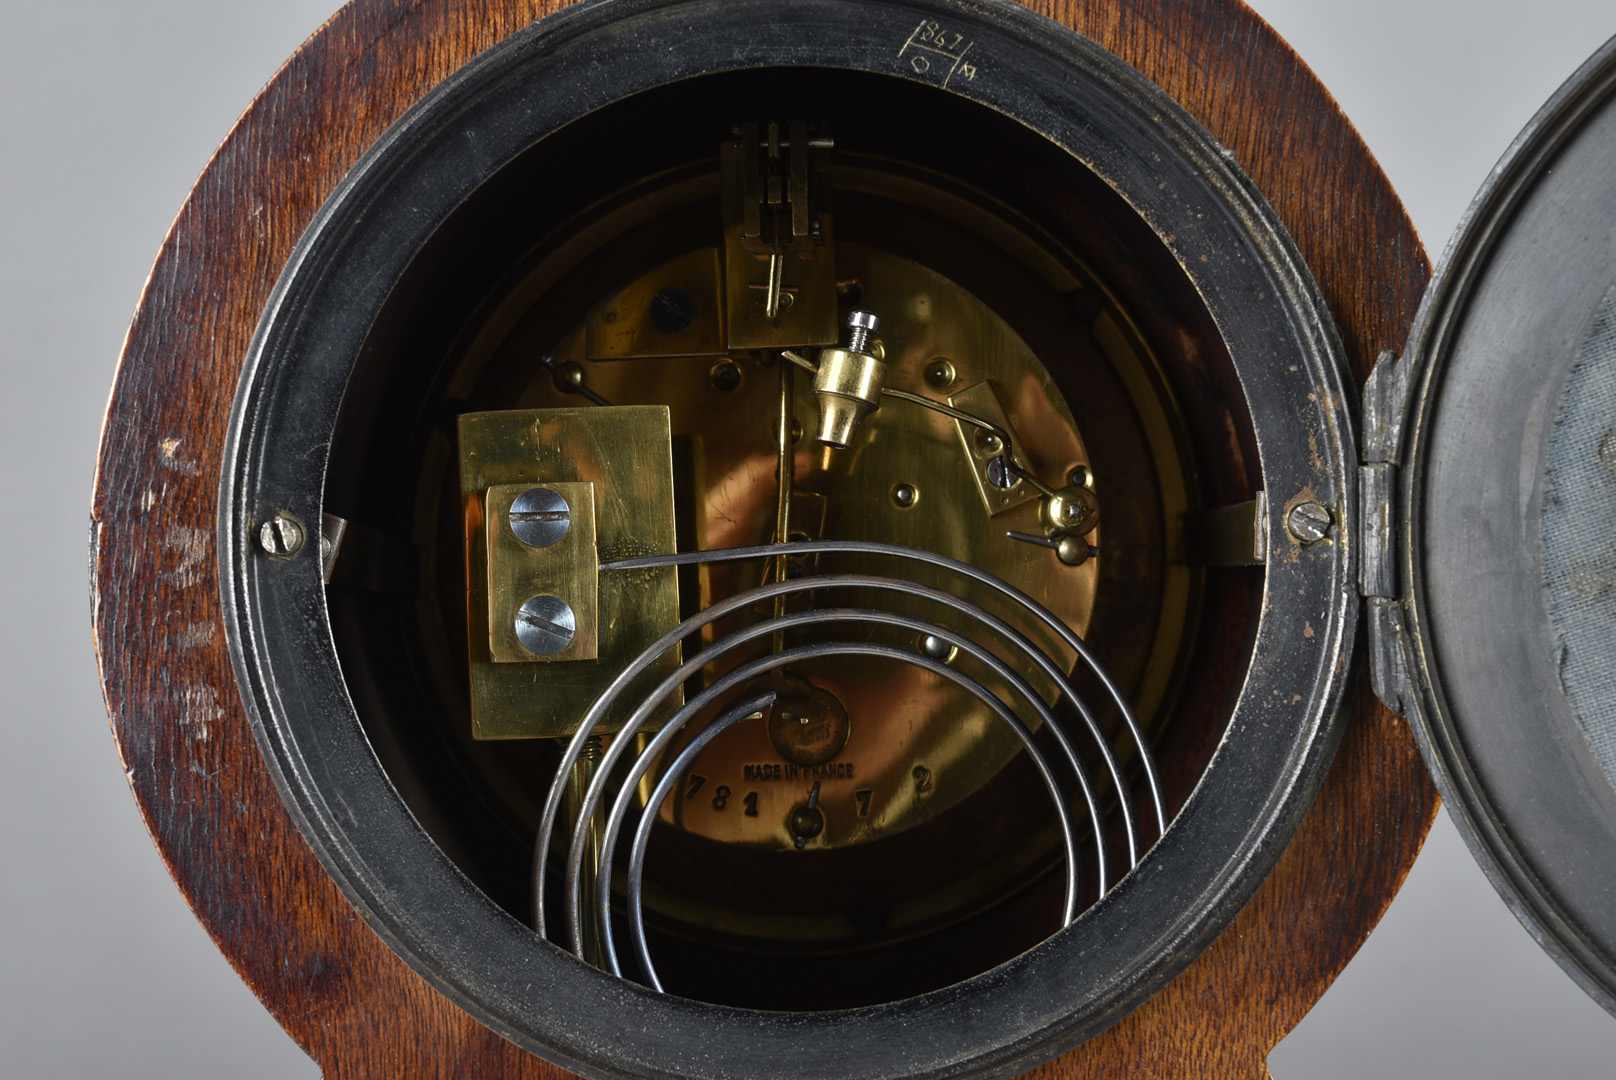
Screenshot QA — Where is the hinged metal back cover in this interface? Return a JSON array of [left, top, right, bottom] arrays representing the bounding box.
[[1373, 33, 1616, 1014]]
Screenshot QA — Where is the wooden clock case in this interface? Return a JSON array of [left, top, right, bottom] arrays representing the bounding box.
[[91, 0, 1439, 1076]]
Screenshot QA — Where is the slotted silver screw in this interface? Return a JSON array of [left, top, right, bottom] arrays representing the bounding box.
[[258, 513, 305, 557], [509, 488, 570, 548], [515, 595, 576, 655], [985, 456, 1018, 489], [1286, 501, 1333, 544]]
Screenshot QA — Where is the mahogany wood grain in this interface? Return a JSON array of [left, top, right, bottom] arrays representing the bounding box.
[[91, 1, 1438, 1076]]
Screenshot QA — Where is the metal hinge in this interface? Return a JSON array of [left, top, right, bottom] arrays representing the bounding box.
[[1359, 349, 1416, 715]]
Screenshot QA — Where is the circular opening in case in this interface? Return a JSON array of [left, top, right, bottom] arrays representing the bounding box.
[[324, 63, 1252, 1009], [221, 2, 1357, 1075]]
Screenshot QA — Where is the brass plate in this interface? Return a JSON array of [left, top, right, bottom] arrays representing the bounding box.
[[585, 249, 726, 360], [721, 224, 840, 349], [460, 406, 681, 740], [949, 380, 1046, 517], [483, 482, 599, 663]]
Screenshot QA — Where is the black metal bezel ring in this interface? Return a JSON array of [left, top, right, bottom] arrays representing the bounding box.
[[218, 1, 1359, 1077]]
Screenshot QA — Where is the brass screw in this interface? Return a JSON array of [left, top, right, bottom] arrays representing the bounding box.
[[891, 482, 918, 509], [1043, 485, 1099, 536], [1055, 535, 1096, 567], [923, 358, 956, 390], [709, 360, 742, 391]]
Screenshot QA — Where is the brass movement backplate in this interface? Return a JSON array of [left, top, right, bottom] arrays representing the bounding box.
[[460, 405, 682, 739], [499, 247, 1104, 850]]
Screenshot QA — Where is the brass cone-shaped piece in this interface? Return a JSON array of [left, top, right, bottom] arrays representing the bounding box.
[[812, 346, 886, 448]]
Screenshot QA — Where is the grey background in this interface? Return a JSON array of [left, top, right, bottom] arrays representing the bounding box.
[[2, 1, 1614, 1076]]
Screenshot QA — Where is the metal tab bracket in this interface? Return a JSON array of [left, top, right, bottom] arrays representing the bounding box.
[[1183, 493, 1267, 566], [720, 120, 837, 349]]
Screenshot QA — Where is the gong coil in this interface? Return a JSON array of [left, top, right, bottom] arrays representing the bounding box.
[[533, 541, 1166, 990]]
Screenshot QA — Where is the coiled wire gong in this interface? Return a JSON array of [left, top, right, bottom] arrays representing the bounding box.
[[533, 540, 1166, 992]]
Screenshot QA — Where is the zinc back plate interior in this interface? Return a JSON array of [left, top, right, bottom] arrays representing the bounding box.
[[1403, 34, 1616, 1012]]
